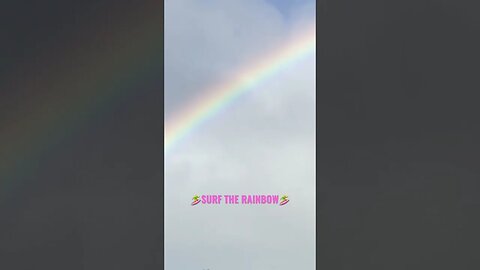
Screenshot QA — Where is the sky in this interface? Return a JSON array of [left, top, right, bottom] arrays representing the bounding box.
[[164, 0, 315, 269]]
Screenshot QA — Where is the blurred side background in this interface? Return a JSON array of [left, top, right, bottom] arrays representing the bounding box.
[[318, 0, 480, 268], [0, 1, 162, 269]]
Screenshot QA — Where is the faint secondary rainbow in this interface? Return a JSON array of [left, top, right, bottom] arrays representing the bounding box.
[[165, 23, 315, 154]]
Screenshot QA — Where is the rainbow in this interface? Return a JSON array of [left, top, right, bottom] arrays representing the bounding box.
[[165, 23, 315, 154]]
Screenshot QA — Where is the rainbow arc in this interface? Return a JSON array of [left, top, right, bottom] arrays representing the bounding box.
[[165, 23, 315, 154]]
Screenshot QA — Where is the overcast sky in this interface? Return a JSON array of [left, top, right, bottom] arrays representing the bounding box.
[[165, 0, 315, 269]]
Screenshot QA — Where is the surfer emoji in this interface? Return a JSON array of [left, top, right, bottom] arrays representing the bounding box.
[[279, 195, 289, 206], [191, 195, 200, 206]]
